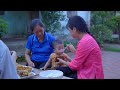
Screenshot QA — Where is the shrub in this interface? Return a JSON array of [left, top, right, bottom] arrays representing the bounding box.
[[90, 24, 113, 46], [0, 18, 8, 39]]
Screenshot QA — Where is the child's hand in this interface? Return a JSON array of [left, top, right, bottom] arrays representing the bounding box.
[[40, 67, 46, 70]]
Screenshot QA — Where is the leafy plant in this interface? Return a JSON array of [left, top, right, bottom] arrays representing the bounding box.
[[90, 11, 116, 46], [16, 56, 26, 63], [90, 24, 113, 46], [41, 11, 65, 33], [0, 18, 8, 38], [105, 16, 120, 39], [91, 11, 114, 26]]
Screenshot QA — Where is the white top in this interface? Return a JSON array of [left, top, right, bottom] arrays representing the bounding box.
[[0, 40, 19, 79]]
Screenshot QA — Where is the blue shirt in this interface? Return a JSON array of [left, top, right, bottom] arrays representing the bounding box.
[[26, 32, 56, 62]]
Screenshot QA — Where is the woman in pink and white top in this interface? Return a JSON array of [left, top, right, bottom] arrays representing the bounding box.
[[57, 16, 104, 79]]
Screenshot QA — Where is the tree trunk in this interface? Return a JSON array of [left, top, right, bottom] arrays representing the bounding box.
[[67, 11, 77, 18], [27, 11, 40, 37], [114, 11, 116, 16], [118, 23, 120, 40], [39, 11, 42, 20]]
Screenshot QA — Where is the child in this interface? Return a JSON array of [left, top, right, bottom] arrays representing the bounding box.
[[42, 39, 71, 70]]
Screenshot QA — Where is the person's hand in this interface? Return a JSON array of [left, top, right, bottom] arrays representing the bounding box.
[[28, 61, 35, 68], [57, 58, 70, 66], [56, 61, 61, 65], [66, 44, 76, 53], [40, 67, 46, 70], [11, 51, 18, 60], [57, 58, 65, 64]]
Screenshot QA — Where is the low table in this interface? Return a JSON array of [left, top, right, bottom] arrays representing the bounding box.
[[31, 68, 73, 79]]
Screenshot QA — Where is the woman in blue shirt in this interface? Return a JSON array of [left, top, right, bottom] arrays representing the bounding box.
[[25, 19, 56, 69]]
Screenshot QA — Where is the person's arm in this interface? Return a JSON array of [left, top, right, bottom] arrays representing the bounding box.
[[57, 53, 71, 66], [10, 51, 17, 66], [68, 41, 92, 71], [66, 44, 76, 53], [63, 53, 72, 62], [43, 58, 52, 70], [57, 58, 70, 66], [58, 41, 92, 71], [25, 36, 35, 67], [50, 34, 56, 49], [0, 46, 19, 79], [25, 49, 35, 67]]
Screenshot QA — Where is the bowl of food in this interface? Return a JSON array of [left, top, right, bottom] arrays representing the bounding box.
[[39, 70, 63, 79], [16, 65, 35, 79], [17, 70, 30, 77], [16, 65, 33, 72]]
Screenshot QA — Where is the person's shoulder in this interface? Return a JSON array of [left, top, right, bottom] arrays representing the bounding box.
[[50, 53, 57, 58], [79, 34, 94, 43], [46, 32, 55, 38], [0, 40, 8, 50], [27, 34, 35, 40], [78, 34, 98, 49], [0, 40, 9, 57]]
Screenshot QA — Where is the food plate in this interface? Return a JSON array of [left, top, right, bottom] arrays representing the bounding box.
[[39, 70, 63, 79], [16, 65, 33, 72], [20, 72, 36, 79], [16, 65, 36, 79]]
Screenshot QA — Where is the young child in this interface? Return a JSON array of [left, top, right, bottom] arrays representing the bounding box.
[[42, 39, 71, 70]]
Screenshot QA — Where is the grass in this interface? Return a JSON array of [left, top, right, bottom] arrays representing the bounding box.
[[16, 56, 26, 63], [104, 47, 120, 52]]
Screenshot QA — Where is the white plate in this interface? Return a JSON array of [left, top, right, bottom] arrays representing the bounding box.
[[39, 70, 63, 79]]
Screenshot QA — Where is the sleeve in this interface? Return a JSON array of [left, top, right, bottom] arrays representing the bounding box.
[[68, 42, 92, 70], [49, 34, 56, 48], [25, 36, 32, 50], [0, 47, 19, 79]]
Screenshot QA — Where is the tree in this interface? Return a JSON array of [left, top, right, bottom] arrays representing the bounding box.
[[41, 11, 65, 33], [90, 11, 114, 46], [0, 18, 8, 39], [91, 11, 114, 26], [106, 16, 120, 39], [90, 24, 112, 46]]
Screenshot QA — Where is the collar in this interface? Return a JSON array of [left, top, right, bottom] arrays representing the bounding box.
[[33, 32, 48, 42]]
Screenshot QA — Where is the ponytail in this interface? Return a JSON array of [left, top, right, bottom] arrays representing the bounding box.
[[86, 29, 101, 47]]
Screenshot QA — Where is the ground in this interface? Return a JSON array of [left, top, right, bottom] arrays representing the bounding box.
[[2, 38, 120, 79], [102, 51, 120, 79]]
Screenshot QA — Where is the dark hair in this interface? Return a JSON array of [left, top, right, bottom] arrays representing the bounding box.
[[66, 16, 100, 47], [66, 16, 90, 33], [30, 18, 45, 31], [53, 39, 63, 48]]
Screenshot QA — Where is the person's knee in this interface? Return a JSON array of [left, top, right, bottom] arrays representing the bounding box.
[[39, 62, 47, 69], [56, 67, 62, 70]]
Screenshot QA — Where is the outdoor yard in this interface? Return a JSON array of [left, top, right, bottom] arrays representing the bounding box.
[[2, 38, 120, 79], [1, 11, 120, 79]]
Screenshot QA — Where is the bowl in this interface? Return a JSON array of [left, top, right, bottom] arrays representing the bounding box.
[[39, 70, 63, 79]]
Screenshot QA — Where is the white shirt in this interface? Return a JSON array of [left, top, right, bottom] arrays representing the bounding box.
[[0, 40, 19, 79]]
